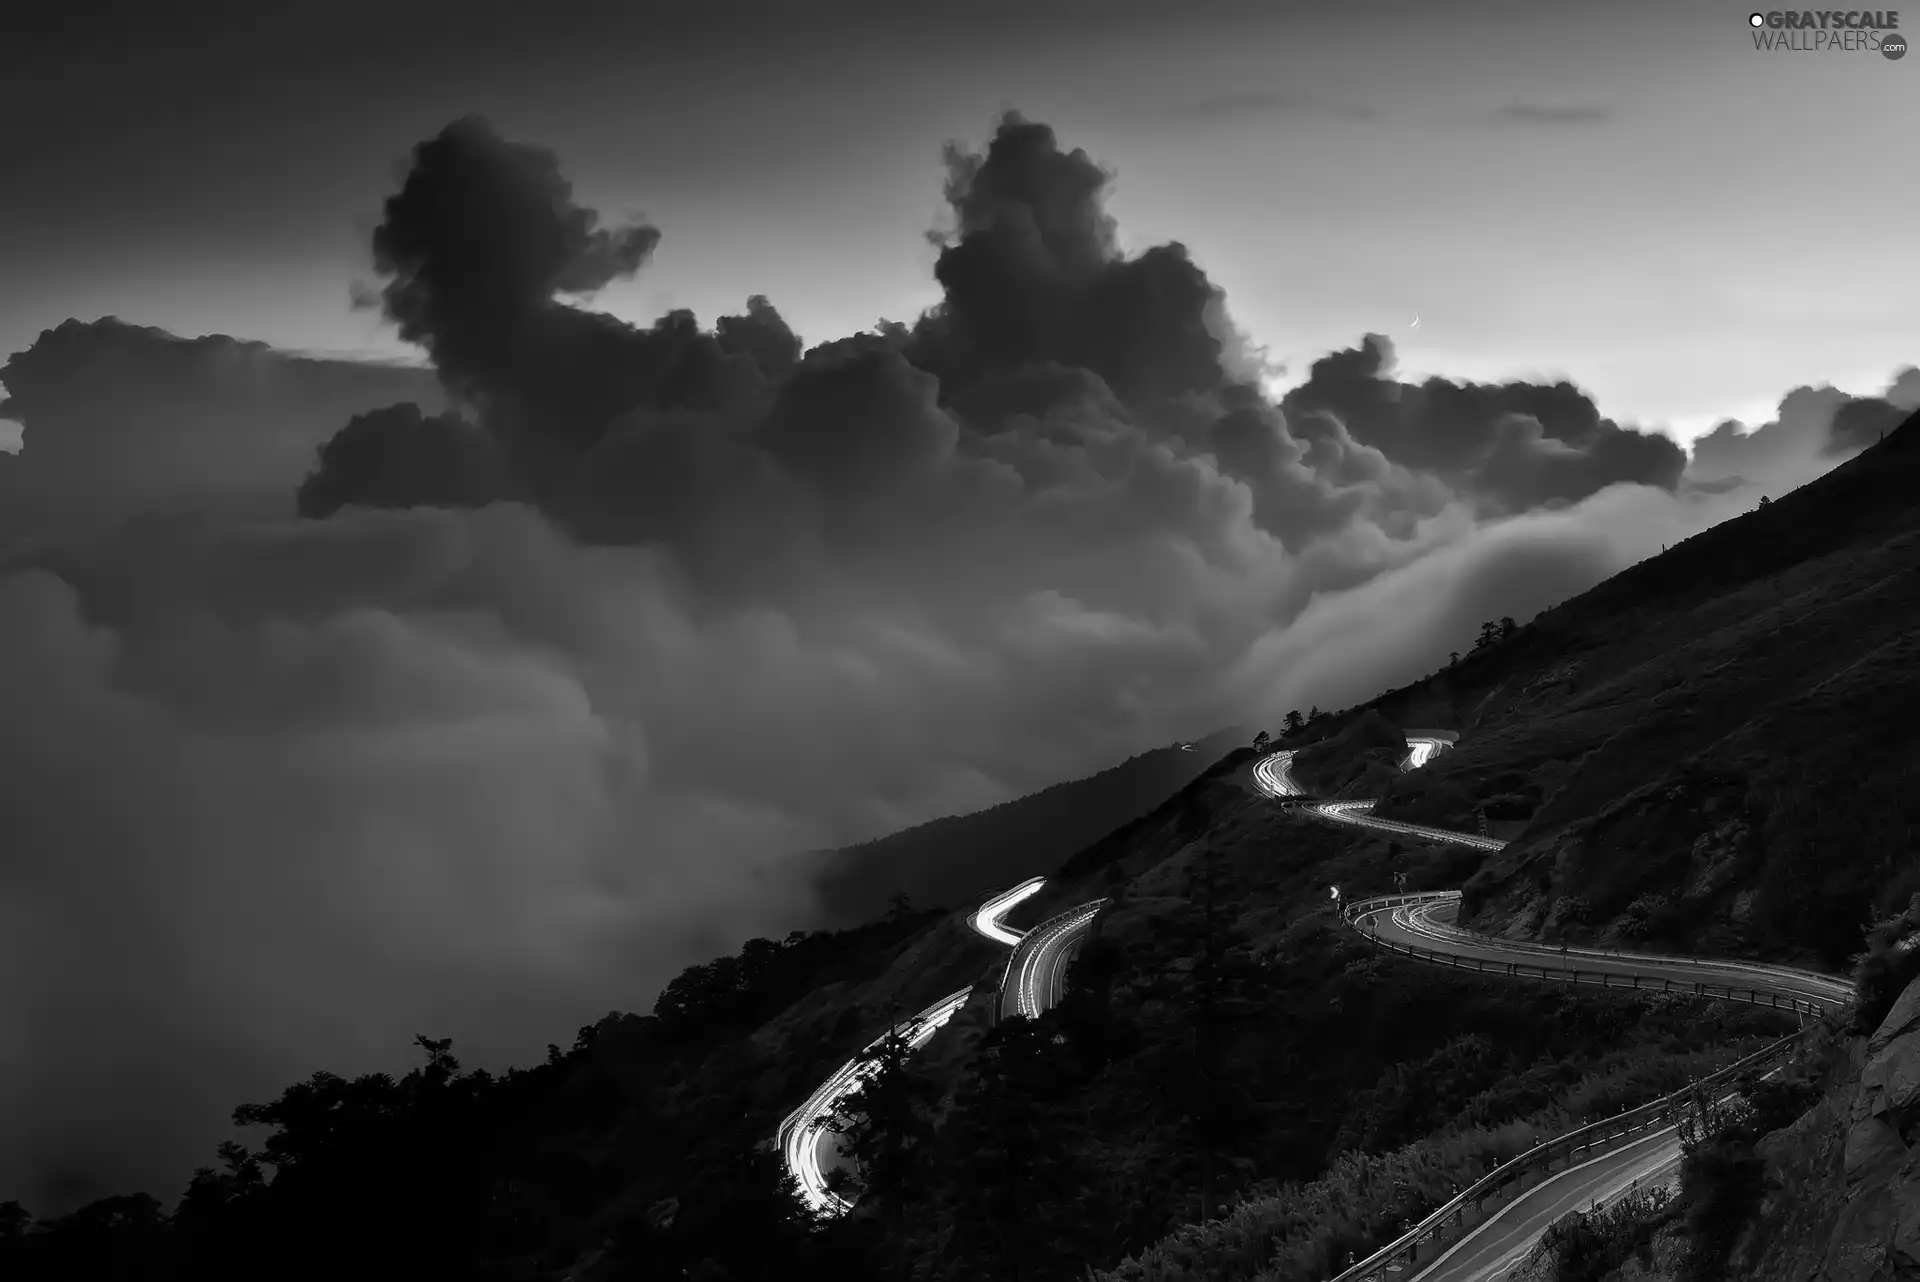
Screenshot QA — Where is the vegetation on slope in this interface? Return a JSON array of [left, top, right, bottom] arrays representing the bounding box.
[[1288, 710, 1409, 798], [0, 762, 1793, 1282], [810, 725, 1248, 923], [1283, 412, 1920, 973]]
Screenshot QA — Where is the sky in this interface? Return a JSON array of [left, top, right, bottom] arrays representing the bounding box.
[[0, 0, 1915, 1219], [3, 0, 1915, 448]]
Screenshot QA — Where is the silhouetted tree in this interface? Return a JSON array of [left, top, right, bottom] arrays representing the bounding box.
[[825, 1018, 941, 1239], [1498, 616, 1517, 641], [885, 890, 913, 921], [1449, 651, 1460, 665], [1179, 838, 1261, 1226], [942, 1017, 1089, 1279], [1475, 620, 1499, 649], [1252, 730, 1271, 754], [1284, 709, 1305, 734]]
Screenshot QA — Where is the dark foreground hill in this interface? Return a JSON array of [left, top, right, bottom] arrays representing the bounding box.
[[808, 725, 1247, 923]]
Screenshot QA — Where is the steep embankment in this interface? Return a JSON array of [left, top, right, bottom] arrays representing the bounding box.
[[1735, 970, 1920, 1280], [1302, 411, 1920, 973]]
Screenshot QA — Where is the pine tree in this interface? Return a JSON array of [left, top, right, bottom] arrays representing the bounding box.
[[942, 1018, 1088, 1279], [825, 1016, 941, 1236]]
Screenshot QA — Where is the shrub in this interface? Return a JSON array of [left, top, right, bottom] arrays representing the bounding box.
[[1848, 893, 1920, 1035], [1540, 1184, 1675, 1282], [1675, 1086, 1765, 1282]]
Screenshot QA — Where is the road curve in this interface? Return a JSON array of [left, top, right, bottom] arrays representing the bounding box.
[[776, 875, 1059, 1215], [777, 871, 1093, 1214], [1372, 895, 1850, 1012], [779, 729, 1850, 1273], [998, 899, 1110, 1022], [1267, 743, 1849, 1282]]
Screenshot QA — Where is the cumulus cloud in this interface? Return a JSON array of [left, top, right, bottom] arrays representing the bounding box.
[[0, 108, 1905, 1214], [1682, 367, 1916, 493], [1278, 333, 1688, 515], [0, 319, 442, 547]]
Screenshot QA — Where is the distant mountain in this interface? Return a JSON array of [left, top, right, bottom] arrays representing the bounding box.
[[807, 724, 1249, 923]]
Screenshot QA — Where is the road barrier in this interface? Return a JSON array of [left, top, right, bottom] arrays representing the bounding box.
[[1318, 894, 1845, 1282], [993, 898, 1108, 1025], [1347, 892, 1848, 1008], [1311, 804, 1507, 852]]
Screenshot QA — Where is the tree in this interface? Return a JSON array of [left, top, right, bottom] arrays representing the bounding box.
[[1284, 709, 1305, 734], [1475, 620, 1499, 649], [1252, 730, 1271, 754], [1449, 651, 1460, 666], [1498, 616, 1517, 641], [1179, 838, 1262, 1227], [1759, 494, 1771, 506], [1308, 705, 1322, 722], [825, 1017, 941, 1237], [941, 1018, 1090, 1279], [885, 890, 913, 921]]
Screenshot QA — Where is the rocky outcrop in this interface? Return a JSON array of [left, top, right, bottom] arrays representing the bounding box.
[[1735, 973, 1920, 1282]]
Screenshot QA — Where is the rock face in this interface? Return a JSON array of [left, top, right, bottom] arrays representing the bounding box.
[[1737, 973, 1920, 1282]]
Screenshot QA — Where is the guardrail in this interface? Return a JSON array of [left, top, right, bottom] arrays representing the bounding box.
[[1313, 804, 1507, 852], [1319, 895, 1842, 1282], [1348, 893, 1849, 1003], [993, 898, 1108, 1025], [1320, 1027, 1805, 1282]]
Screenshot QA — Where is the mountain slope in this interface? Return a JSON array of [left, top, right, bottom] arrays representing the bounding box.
[[809, 725, 1248, 923], [1299, 409, 1920, 970]]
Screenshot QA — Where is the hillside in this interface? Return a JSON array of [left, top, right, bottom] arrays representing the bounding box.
[[1288, 710, 1409, 798], [1303, 409, 1920, 971], [809, 725, 1248, 923]]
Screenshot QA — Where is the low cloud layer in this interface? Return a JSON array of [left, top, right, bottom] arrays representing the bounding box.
[[0, 110, 1907, 1214]]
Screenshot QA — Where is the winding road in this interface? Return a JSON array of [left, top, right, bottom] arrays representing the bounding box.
[[775, 732, 1852, 1282]]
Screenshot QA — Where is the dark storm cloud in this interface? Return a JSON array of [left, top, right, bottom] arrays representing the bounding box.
[[0, 319, 442, 547], [1490, 103, 1612, 125], [372, 116, 771, 453], [1280, 333, 1687, 514], [297, 403, 515, 518], [0, 319, 440, 496], [908, 113, 1229, 409], [2, 108, 1884, 1216]]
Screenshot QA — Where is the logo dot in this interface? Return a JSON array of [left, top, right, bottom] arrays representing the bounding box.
[[1749, 11, 1765, 26], [1883, 33, 1908, 58]]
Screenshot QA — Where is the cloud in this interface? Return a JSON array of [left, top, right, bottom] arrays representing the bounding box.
[[0, 109, 1896, 1215], [1683, 368, 1914, 492], [1173, 90, 1376, 122], [0, 318, 442, 546], [1278, 333, 1687, 516], [1489, 103, 1612, 125]]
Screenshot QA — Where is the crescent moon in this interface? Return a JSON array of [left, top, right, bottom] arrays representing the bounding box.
[[1410, 314, 1421, 328]]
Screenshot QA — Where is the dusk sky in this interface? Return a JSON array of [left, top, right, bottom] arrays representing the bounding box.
[[4, 0, 1914, 446], [0, 0, 1914, 1219]]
